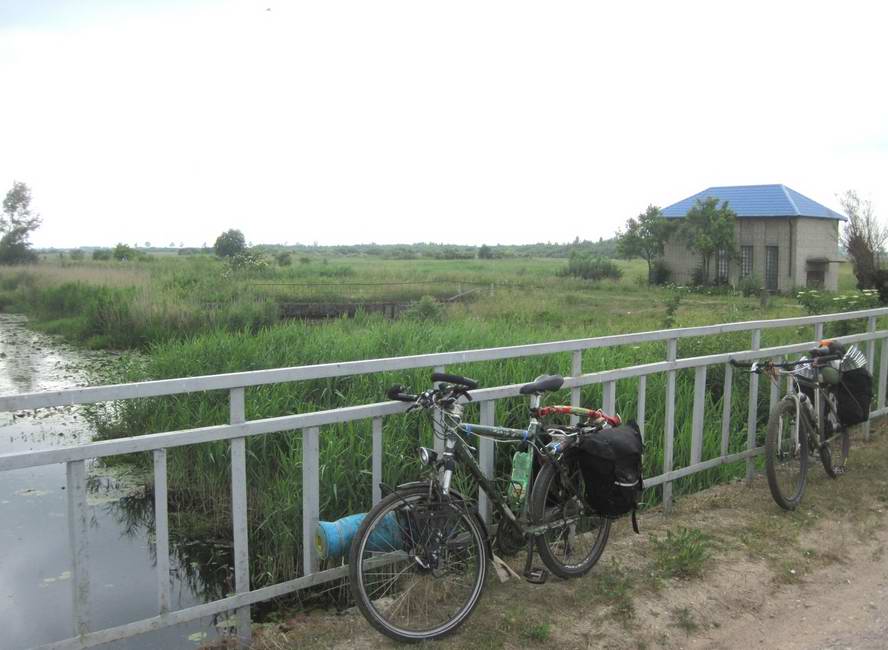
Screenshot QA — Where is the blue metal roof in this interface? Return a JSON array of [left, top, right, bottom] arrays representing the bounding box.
[[661, 184, 846, 220]]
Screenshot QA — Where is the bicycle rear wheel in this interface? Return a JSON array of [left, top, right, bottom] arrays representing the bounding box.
[[349, 485, 488, 643], [531, 454, 610, 578], [819, 397, 850, 478], [765, 398, 809, 510]]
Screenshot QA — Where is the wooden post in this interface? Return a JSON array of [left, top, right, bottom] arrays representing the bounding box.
[[720, 363, 733, 459], [570, 351, 582, 426], [636, 375, 647, 441], [153, 450, 171, 615], [690, 366, 706, 465], [478, 401, 495, 523], [302, 427, 320, 575]]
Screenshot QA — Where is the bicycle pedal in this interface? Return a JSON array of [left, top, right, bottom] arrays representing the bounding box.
[[524, 568, 548, 584]]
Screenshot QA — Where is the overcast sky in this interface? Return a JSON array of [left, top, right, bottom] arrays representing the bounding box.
[[1, 1, 886, 248]]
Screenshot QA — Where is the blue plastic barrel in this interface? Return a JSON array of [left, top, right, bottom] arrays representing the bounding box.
[[316, 511, 403, 561]]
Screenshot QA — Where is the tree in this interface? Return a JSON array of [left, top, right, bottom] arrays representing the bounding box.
[[839, 190, 886, 289], [681, 197, 737, 284], [616, 205, 675, 283], [0, 181, 42, 264], [477, 244, 494, 259], [113, 243, 138, 261], [214, 229, 246, 257]]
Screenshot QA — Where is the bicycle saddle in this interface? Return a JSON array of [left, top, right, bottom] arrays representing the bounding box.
[[519, 375, 564, 395]]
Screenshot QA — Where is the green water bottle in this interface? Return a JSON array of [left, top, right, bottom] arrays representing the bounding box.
[[508, 450, 532, 509]]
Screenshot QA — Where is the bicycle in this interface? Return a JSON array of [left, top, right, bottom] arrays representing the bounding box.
[[348, 372, 620, 642], [730, 342, 855, 511]]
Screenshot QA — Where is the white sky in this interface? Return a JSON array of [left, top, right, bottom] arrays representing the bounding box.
[[1, 0, 886, 248]]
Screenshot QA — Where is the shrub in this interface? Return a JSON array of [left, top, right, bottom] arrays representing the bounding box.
[[795, 289, 879, 316], [559, 253, 622, 281], [69, 249, 85, 261], [651, 259, 672, 285], [275, 252, 292, 267], [404, 295, 444, 320], [113, 243, 139, 261], [224, 252, 271, 275], [92, 249, 112, 261], [298, 256, 312, 264], [690, 266, 707, 287], [737, 274, 761, 297]]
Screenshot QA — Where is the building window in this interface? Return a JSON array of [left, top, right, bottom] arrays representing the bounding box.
[[717, 249, 729, 282], [765, 246, 779, 291], [740, 246, 753, 277]]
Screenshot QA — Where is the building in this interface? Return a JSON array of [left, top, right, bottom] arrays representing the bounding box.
[[660, 184, 845, 292]]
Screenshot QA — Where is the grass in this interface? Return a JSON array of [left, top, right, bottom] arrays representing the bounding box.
[[1, 255, 881, 597]]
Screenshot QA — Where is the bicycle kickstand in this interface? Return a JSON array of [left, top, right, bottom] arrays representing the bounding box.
[[523, 536, 548, 584]]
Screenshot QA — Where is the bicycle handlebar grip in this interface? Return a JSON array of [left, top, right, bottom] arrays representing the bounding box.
[[386, 385, 417, 402], [430, 372, 479, 390], [729, 358, 751, 368]]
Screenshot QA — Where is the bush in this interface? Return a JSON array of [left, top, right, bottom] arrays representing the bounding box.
[[224, 252, 271, 275], [92, 249, 112, 261], [69, 249, 85, 261], [690, 266, 707, 287], [795, 289, 879, 316], [559, 253, 622, 281], [737, 274, 761, 297], [275, 252, 292, 267], [113, 243, 139, 261], [404, 295, 444, 320], [651, 259, 672, 285]]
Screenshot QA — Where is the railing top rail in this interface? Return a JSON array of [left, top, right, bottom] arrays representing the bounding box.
[[0, 329, 881, 472], [1, 308, 885, 413]]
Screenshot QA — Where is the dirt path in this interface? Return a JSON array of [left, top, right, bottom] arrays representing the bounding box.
[[688, 526, 888, 650], [243, 428, 888, 650]]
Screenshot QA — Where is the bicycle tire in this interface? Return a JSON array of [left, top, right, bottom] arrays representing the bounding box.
[[348, 485, 488, 643], [819, 396, 850, 478], [765, 398, 809, 510], [530, 454, 610, 578]]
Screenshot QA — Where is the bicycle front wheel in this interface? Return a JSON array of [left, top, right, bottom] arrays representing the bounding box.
[[531, 455, 610, 578], [349, 485, 488, 643], [765, 398, 809, 510]]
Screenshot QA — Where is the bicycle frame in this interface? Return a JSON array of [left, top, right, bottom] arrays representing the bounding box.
[[431, 393, 582, 537], [772, 370, 842, 454]]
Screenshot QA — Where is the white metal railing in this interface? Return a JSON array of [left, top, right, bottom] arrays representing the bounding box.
[[2, 307, 888, 649]]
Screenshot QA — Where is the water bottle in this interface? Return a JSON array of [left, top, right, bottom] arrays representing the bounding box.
[[508, 450, 532, 509]]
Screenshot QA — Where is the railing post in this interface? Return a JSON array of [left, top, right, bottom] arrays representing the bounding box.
[[570, 351, 582, 426], [720, 363, 733, 458], [153, 449, 171, 615], [602, 381, 616, 417], [478, 401, 495, 523], [690, 365, 706, 465], [66, 459, 91, 638], [636, 375, 646, 441], [663, 338, 678, 512], [302, 426, 320, 575], [372, 417, 383, 505], [433, 366, 446, 454], [770, 356, 782, 412], [878, 335, 888, 411], [814, 321, 824, 342], [865, 317, 877, 440], [746, 329, 761, 483], [229, 387, 251, 644]]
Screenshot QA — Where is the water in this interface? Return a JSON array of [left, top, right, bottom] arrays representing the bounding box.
[[0, 314, 226, 650]]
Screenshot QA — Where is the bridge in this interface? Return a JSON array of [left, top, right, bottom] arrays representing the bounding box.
[[1, 307, 886, 649]]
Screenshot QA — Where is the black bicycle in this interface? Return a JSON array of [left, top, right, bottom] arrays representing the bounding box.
[[730, 342, 857, 510], [348, 372, 618, 642]]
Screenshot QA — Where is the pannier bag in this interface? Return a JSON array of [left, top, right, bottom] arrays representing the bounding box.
[[577, 421, 644, 533], [836, 366, 873, 426]]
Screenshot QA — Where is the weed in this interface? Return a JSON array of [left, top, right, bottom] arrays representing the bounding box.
[[669, 607, 699, 635], [650, 527, 712, 579], [522, 623, 551, 642]]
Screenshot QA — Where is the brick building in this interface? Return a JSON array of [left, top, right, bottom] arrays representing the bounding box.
[[660, 184, 845, 291]]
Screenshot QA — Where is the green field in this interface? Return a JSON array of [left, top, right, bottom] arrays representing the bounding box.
[[0, 254, 876, 597]]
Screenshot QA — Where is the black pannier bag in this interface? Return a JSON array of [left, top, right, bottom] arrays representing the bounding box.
[[576, 421, 644, 533], [836, 367, 873, 426]]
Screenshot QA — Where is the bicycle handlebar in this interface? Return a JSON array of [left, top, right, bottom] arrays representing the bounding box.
[[729, 353, 843, 372]]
